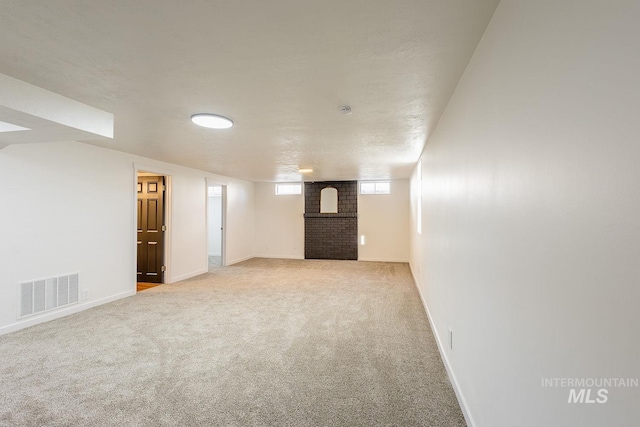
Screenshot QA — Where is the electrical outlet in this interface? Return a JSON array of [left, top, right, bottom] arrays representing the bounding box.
[[448, 328, 453, 350], [82, 289, 89, 301]]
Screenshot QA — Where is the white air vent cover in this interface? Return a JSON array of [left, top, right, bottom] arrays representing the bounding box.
[[19, 273, 80, 319]]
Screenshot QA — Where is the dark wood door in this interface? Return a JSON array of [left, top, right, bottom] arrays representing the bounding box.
[[137, 176, 165, 283]]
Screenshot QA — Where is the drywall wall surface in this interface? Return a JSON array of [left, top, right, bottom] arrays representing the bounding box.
[[223, 179, 256, 265], [0, 141, 255, 334], [0, 142, 134, 333], [410, 1, 640, 426], [254, 182, 304, 259], [358, 180, 410, 262]]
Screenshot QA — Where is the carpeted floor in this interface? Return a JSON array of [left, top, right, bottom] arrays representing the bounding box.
[[208, 255, 222, 271], [0, 258, 465, 427]]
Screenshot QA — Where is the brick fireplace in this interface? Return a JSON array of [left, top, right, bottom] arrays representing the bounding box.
[[304, 181, 358, 260]]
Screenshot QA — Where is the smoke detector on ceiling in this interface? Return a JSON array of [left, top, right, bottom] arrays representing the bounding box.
[[339, 106, 352, 115]]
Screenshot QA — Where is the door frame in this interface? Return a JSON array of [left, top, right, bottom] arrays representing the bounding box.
[[133, 163, 173, 287], [206, 179, 227, 267]]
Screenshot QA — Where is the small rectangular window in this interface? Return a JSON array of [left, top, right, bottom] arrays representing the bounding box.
[[360, 181, 391, 195], [208, 186, 222, 197], [275, 183, 302, 195], [360, 182, 376, 194]]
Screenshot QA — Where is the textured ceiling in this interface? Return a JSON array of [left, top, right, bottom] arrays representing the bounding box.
[[0, 0, 499, 182]]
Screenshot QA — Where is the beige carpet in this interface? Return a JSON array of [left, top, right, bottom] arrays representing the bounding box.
[[0, 258, 465, 426], [208, 255, 222, 271]]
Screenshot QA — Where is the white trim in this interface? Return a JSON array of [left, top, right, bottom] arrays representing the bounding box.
[[221, 185, 227, 267], [202, 174, 231, 186], [409, 262, 476, 427], [0, 290, 135, 336], [164, 176, 173, 281], [133, 162, 174, 176], [206, 179, 227, 267], [358, 257, 410, 263], [253, 254, 304, 260], [226, 255, 254, 266], [171, 268, 209, 283], [133, 164, 172, 286]]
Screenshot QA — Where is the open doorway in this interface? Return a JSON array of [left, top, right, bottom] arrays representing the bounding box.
[[136, 170, 170, 291], [207, 183, 226, 271]]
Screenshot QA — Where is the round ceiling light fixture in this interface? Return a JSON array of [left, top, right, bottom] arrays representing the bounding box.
[[191, 113, 234, 129], [298, 168, 313, 173]]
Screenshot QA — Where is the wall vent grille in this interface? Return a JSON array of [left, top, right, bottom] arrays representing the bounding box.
[[19, 273, 79, 319]]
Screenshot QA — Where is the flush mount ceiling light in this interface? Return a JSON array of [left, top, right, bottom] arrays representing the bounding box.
[[298, 168, 313, 173], [191, 113, 233, 129]]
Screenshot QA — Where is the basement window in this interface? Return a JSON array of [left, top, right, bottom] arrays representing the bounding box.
[[275, 183, 302, 195], [360, 181, 390, 195]]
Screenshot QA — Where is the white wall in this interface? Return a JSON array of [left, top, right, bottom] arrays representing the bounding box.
[[0, 141, 255, 334], [207, 192, 222, 256], [223, 179, 255, 265], [358, 180, 409, 262], [254, 182, 304, 259], [161, 166, 208, 281], [410, 1, 640, 426]]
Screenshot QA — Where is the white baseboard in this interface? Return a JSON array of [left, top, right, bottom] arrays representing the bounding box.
[[253, 254, 305, 260], [409, 263, 476, 427], [0, 289, 135, 336], [358, 257, 409, 263], [226, 255, 255, 266], [169, 268, 208, 283]]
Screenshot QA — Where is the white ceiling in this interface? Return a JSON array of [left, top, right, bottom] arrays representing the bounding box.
[[0, 0, 499, 182]]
